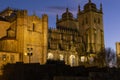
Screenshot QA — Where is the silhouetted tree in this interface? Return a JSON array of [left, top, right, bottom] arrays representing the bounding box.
[[105, 48, 116, 67], [95, 48, 106, 67], [95, 48, 116, 67]]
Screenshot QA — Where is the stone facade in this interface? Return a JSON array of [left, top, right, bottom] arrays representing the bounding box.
[[48, 0, 104, 66], [0, 0, 105, 68], [0, 7, 48, 68]]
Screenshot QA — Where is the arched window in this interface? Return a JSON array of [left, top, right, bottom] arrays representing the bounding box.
[[69, 55, 75, 66], [59, 54, 64, 61], [47, 53, 54, 60]]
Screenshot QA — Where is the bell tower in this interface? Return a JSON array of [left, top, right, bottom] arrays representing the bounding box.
[[77, 0, 104, 54]]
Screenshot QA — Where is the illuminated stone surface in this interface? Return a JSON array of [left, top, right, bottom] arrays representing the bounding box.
[[48, 1, 104, 66], [0, 8, 48, 73]]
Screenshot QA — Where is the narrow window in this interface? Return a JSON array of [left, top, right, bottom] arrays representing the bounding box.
[[94, 31, 96, 42], [94, 18, 96, 23], [98, 18, 100, 24], [33, 23, 35, 31], [86, 17, 88, 24], [86, 34, 88, 42]]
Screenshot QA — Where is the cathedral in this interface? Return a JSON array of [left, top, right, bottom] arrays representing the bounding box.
[[0, 0, 105, 71], [48, 0, 104, 66]]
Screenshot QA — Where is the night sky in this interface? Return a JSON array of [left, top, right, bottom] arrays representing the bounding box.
[[0, 0, 120, 51]]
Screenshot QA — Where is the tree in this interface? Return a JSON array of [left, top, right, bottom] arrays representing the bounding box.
[[105, 48, 116, 67], [95, 48, 106, 67], [95, 48, 116, 67]]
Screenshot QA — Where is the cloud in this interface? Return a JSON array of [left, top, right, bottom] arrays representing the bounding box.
[[47, 6, 76, 12], [29, 5, 77, 18], [43, 6, 77, 16], [47, 6, 66, 11]]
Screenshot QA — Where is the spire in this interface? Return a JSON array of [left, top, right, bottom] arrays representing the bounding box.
[[66, 8, 69, 12], [6, 7, 12, 11], [66, 8, 69, 19], [89, 0, 91, 3], [56, 14, 58, 21], [78, 5, 81, 12], [77, 5, 81, 16], [7, 6, 10, 8], [100, 3, 103, 12]]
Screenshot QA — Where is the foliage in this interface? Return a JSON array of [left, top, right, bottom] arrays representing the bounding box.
[[105, 48, 116, 67], [95, 48, 106, 67], [95, 48, 116, 67]]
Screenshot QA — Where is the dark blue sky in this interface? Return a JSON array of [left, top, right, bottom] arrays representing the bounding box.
[[0, 0, 120, 51]]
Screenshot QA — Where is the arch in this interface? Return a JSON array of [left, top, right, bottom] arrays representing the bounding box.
[[80, 56, 86, 62], [89, 56, 94, 64], [59, 54, 64, 61], [69, 55, 76, 66], [47, 53, 54, 60]]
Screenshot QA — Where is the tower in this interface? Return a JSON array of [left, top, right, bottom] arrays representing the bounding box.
[[77, 0, 104, 54], [48, 0, 105, 67]]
